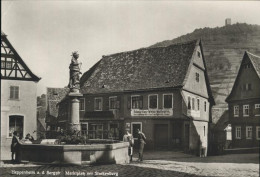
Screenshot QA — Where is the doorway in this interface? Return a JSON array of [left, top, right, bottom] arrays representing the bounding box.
[[154, 124, 168, 149]]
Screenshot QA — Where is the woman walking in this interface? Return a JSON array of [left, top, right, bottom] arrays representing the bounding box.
[[137, 129, 146, 162]]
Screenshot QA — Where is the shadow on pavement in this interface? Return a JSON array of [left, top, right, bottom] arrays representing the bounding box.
[[136, 151, 259, 164]]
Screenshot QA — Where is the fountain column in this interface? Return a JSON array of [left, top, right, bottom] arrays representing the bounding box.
[[68, 51, 82, 133]]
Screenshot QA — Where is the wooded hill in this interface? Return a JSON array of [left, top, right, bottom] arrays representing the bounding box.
[[150, 23, 260, 108]]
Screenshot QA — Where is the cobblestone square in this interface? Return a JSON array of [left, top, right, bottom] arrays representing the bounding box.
[[0, 151, 259, 177]]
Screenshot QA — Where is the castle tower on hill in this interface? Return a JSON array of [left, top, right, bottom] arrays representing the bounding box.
[[225, 18, 231, 26]]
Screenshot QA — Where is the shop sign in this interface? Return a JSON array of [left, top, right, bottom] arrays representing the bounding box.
[[131, 109, 173, 117]]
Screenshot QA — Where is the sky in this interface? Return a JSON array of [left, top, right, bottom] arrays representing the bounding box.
[[1, 1, 260, 96]]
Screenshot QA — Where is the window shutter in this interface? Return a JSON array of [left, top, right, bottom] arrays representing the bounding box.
[[127, 96, 131, 109], [139, 96, 143, 109], [10, 87, 14, 99]]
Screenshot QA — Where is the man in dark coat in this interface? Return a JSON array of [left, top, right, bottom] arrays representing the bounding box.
[[11, 131, 20, 163], [137, 129, 146, 162]]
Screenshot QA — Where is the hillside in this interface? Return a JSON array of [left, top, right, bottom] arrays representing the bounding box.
[[150, 23, 260, 108]]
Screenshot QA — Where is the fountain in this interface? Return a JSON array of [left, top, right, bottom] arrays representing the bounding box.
[[18, 52, 129, 165]]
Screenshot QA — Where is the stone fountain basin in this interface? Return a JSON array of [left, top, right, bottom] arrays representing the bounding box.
[[19, 140, 129, 165]]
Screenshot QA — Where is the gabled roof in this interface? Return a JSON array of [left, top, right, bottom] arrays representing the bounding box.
[[46, 87, 69, 118], [226, 51, 260, 102], [1, 31, 41, 82], [81, 40, 198, 94]]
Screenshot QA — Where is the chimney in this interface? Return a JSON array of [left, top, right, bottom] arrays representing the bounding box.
[[225, 18, 231, 26]]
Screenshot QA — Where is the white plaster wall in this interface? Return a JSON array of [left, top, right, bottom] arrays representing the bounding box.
[[1, 80, 37, 160], [189, 120, 208, 155]]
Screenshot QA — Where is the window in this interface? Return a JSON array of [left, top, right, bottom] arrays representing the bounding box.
[[79, 98, 85, 111], [81, 123, 88, 136], [94, 97, 103, 111], [1, 60, 5, 68], [243, 105, 249, 116], [131, 122, 142, 139], [9, 115, 24, 137], [256, 126, 260, 140], [109, 123, 119, 140], [234, 105, 239, 117], [131, 96, 143, 109], [247, 84, 252, 91], [195, 73, 199, 82], [89, 124, 103, 139], [6, 61, 12, 69], [149, 95, 158, 109], [109, 96, 118, 109], [244, 63, 251, 69], [235, 126, 241, 139], [192, 98, 195, 110], [197, 51, 201, 58], [246, 126, 252, 139], [242, 83, 252, 91], [255, 104, 260, 116], [188, 96, 191, 109], [197, 98, 200, 111], [204, 101, 207, 112], [163, 94, 173, 109], [10, 86, 19, 100]]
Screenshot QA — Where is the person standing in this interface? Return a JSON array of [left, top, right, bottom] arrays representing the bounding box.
[[25, 133, 34, 141], [123, 130, 134, 162], [11, 131, 20, 163], [137, 129, 146, 162]]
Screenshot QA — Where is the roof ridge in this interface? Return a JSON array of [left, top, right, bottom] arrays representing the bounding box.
[[246, 51, 260, 59], [104, 39, 198, 58]]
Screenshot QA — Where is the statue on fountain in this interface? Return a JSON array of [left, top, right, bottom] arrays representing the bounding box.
[[68, 51, 82, 92]]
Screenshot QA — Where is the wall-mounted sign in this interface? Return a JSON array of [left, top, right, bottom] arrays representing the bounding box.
[[131, 109, 173, 117]]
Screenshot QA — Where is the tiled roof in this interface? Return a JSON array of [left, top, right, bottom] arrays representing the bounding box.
[[46, 87, 69, 117], [212, 110, 229, 131], [81, 40, 198, 94], [247, 51, 260, 78]]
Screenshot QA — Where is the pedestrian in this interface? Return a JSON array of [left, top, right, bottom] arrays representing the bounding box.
[[137, 129, 146, 162], [123, 130, 134, 161], [11, 131, 20, 163], [25, 133, 34, 141]]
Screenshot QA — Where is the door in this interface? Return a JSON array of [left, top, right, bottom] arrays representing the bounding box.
[[154, 124, 168, 149], [184, 124, 190, 149], [173, 122, 182, 148]]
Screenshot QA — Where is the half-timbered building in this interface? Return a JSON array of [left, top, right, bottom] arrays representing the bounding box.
[[1, 32, 40, 160]]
